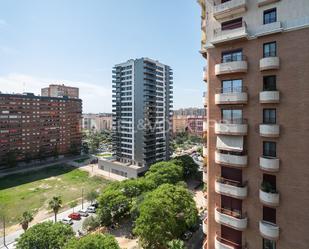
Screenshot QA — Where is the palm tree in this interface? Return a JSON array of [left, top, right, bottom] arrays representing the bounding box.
[[49, 196, 62, 222], [19, 211, 33, 232], [167, 239, 186, 249]]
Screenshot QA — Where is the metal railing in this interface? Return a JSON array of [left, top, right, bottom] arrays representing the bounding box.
[[216, 176, 247, 188], [216, 86, 247, 93], [218, 118, 247, 125]]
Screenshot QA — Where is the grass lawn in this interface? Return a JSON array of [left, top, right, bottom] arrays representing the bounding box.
[[0, 164, 110, 227]]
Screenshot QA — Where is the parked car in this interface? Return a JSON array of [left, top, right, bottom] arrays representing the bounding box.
[[61, 217, 73, 225], [182, 231, 193, 241], [87, 206, 96, 213], [78, 209, 89, 217], [68, 212, 81, 220]]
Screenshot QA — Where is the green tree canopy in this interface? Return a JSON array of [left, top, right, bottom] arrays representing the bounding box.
[[144, 162, 183, 187], [133, 184, 198, 249], [86, 190, 99, 204], [171, 155, 199, 180], [64, 234, 120, 249], [19, 211, 33, 232], [49, 196, 62, 222], [16, 221, 74, 249], [168, 239, 186, 249]]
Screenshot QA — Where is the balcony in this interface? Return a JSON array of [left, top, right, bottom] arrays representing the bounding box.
[[260, 57, 280, 71], [215, 87, 247, 105], [260, 91, 280, 103], [203, 91, 208, 106], [255, 21, 283, 37], [203, 66, 208, 81], [203, 145, 208, 157], [215, 236, 243, 249], [258, 0, 280, 7], [260, 156, 280, 172], [259, 124, 280, 137], [259, 188, 280, 207], [203, 217, 208, 235], [215, 58, 248, 76], [203, 170, 208, 183], [215, 151, 247, 168], [212, 23, 248, 45], [215, 119, 248, 135], [259, 220, 280, 240], [215, 177, 248, 199], [213, 0, 247, 20], [215, 208, 248, 231]]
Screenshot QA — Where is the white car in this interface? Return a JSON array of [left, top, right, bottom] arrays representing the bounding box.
[[78, 209, 89, 217], [87, 206, 96, 213], [61, 217, 73, 225]]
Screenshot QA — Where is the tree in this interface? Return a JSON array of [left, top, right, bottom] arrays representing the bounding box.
[[19, 211, 33, 232], [49, 196, 62, 222], [5, 151, 17, 168], [53, 146, 59, 159], [86, 190, 99, 205], [69, 200, 78, 213], [81, 142, 89, 154], [168, 240, 186, 249], [64, 234, 120, 249], [133, 184, 198, 249], [144, 162, 183, 187], [82, 216, 100, 232], [171, 155, 199, 180], [16, 221, 74, 249]]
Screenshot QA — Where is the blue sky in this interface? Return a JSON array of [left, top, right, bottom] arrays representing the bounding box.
[[0, 0, 205, 113]]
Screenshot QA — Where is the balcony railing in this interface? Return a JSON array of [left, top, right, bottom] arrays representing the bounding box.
[[215, 57, 248, 76], [215, 119, 248, 135], [215, 87, 248, 104], [212, 22, 248, 45], [215, 177, 248, 199], [213, 0, 247, 20], [259, 220, 280, 240], [215, 150, 247, 168], [215, 234, 246, 249]]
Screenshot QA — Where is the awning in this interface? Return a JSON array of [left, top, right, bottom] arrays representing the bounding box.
[[216, 135, 243, 152]]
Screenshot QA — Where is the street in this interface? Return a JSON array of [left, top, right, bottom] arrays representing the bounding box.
[[0, 202, 93, 249]]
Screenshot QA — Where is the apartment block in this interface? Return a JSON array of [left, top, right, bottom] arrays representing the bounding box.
[[41, 84, 79, 99], [0, 92, 82, 163], [172, 115, 205, 137], [98, 58, 173, 178], [82, 113, 112, 131], [198, 1, 309, 249]]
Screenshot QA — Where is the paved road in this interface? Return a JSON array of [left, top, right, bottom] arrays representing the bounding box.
[[0, 202, 94, 249]]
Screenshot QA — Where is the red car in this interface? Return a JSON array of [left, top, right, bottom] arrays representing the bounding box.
[[68, 213, 81, 220]]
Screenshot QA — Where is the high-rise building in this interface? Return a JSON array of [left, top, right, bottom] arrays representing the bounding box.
[[98, 58, 173, 179], [0, 92, 82, 163], [82, 113, 112, 132], [198, 1, 309, 249], [173, 107, 205, 116], [41, 84, 79, 99]]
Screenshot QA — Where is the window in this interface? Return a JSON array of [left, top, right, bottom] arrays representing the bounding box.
[[263, 76, 276, 91], [222, 79, 243, 93], [222, 109, 243, 123], [263, 141, 276, 157], [264, 8, 277, 24], [263, 42, 277, 57], [222, 50, 243, 63], [263, 239, 276, 249], [263, 109, 276, 124], [221, 18, 243, 30], [263, 206, 276, 224]]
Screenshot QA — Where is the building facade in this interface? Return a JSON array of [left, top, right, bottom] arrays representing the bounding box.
[[82, 113, 112, 132], [0, 92, 82, 163], [98, 58, 173, 178], [172, 115, 205, 137], [198, 1, 309, 249], [41, 84, 79, 99]]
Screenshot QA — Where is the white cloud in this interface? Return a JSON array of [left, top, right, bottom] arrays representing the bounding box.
[[0, 73, 112, 113]]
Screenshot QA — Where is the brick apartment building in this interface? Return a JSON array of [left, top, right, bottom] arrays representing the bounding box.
[[198, 0, 309, 249], [0, 92, 82, 163], [41, 84, 79, 99], [172, 115, 205, 137]]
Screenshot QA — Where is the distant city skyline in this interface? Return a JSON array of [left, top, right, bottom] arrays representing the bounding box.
[[0, 0, 204, 113]]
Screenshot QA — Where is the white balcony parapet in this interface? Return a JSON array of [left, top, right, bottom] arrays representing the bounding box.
[[258, 0, 280, 7], [203, 217, 208, 235], [260, 91, 280, 103], [215, 208, 248, 231], [215, 151, 247, 168], [215, 60, 248, 75], [255, 21, 283, 37], [260, 57, 280, 71], [215, 92, 248, 105], [260, 124, 280, 137], [203, 146, 208, 157], [215, 178, 248, 199], [259, 220, 280, 240], [260, 156, 280, 172], [203, 120, 207, 131], [215, 236, 234, 249], [215, 121, 247, 135], [214, 0, 247, 20], [259, 189, 280, 207], [203, 171, 208, 183], [212, 26, 248, 45]]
